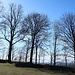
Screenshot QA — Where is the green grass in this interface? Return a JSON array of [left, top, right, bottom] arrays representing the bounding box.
[[0, 63, 74, 75]]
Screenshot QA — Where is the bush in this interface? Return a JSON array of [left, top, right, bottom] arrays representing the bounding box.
[[0, 60, 8, 63]]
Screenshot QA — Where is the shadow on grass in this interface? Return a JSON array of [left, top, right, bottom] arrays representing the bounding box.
[[15, 62, 75, 73]]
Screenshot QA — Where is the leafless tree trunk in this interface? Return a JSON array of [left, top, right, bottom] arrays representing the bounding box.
[[35, 43, 38, 64], [53, 37, 57, 66], [50, 54, 53, 65], [38, 49, 41, 64]]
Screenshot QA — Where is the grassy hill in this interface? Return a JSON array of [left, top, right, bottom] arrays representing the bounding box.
[[0, 63, 74, 75]]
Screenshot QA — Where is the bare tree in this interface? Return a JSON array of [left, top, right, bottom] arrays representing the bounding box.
[[0, 3, 23, 63], [0, 41, 6, 60], [49, 49, 53, 65], [25, 38, 31, 62], [53, 21, 60, 66], [34, 30, 50, 64], [21, 13, 50, 63], [18, 47, 25, 62], [60, 13, 75, 65], [11, 46, 18, 61], [62, 44, 69, 67]]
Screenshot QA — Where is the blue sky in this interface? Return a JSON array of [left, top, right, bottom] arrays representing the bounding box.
[[1, 0, 75, 21]]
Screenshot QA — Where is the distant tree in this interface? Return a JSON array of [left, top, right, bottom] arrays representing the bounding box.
[[0, 41, 6, 60], [21, 13, 50, 63], [25, 38, 31, 62], [11, 46, 18, 61], [34, 30, 50, 64], [60, 13, 75, 65], [18, 49, 22, 62], [0, 3, 23, 63], [49, 49, 53, 65], [18, 48, 25, 62], [62, 44, 69, 67]]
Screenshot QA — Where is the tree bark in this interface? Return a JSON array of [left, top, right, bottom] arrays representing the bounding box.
[[74, 40, 75, 66], [35, 46, 38, 64], [25, 39, 30, 62], [25, 47, 29, 62], [30, 36, 35, 63], [39, 50, 40, 64], [51, 54, 53, 65], [74, 48, 75, 66], [65, 55, 67, 67], [54, 39, 56, 66], [8, 41, 12, 63]]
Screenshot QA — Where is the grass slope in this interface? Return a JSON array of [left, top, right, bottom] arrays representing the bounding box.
[[0, 63, 74, 75]]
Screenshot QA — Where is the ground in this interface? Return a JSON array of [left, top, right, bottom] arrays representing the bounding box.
[[0, 63, 74, 75]]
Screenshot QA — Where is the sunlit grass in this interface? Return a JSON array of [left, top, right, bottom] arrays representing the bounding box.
[[0, 63, 74, 75]]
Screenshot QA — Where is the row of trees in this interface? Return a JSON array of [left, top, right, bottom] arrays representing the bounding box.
[[0, 3, 75, 66], [0, 3, 50, 63]]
